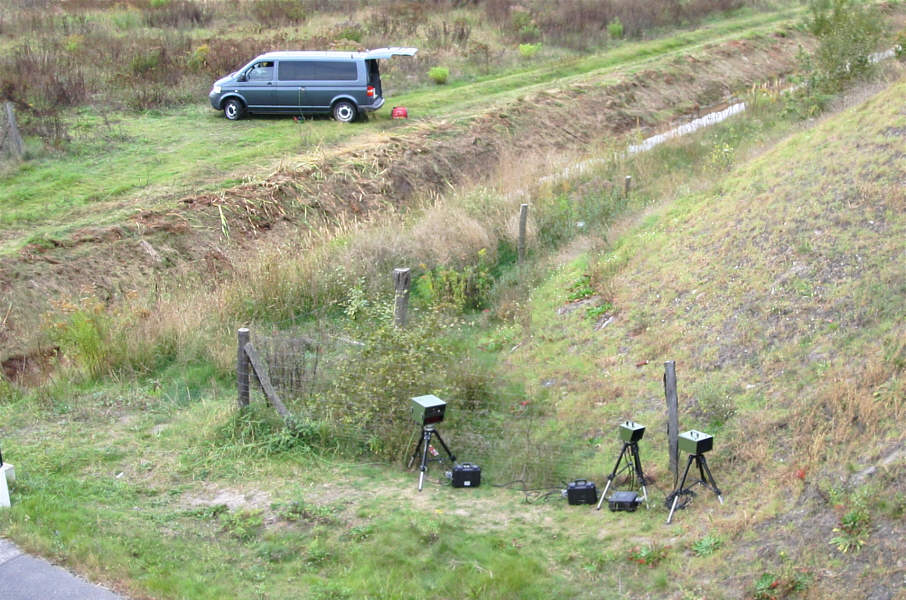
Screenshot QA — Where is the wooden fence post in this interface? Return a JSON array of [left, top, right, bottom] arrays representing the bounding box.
[[518, 203, 528, 263], [393, 268, 411, 327], [243, 342, 290, 419], [664, 360, 679, 481], [237, 327, 250, 408], [3, 102, 24, 160], [624, 175, 632, 198]]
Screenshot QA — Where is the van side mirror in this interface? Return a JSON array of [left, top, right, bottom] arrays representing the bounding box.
[[237, 71, 247, 82]]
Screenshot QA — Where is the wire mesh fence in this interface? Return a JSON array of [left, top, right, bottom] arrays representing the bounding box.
[[242, 319, 616, 488]]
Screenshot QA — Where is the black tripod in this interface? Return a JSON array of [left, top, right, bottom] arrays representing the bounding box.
[[666, 452, 723, 524], [407, 425, 456, 492], [595, 441, 649, 510]]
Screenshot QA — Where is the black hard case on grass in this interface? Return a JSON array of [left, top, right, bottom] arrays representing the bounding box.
[[567, 479, 598, 505], [452, 463, 481, 488], [608, 491, 640, 512]]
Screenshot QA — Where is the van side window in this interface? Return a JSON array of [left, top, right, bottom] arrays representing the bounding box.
[[315, 61, 358, 81], [247, 61, 274, 81], [278, 61, 316, 81]]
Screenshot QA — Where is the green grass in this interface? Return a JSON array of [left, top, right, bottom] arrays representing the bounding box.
[[0, 378, 677, 599], [3, 80, 905, 595], [0, 4, 806, 255], [2, 6, 905, 598]]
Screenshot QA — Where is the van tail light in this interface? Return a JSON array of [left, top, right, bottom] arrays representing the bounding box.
[[366, 85, 375, 98]]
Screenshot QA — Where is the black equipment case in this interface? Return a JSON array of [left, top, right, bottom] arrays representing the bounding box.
[[452, 463, 481, 488], [567, 479, 598, 505], [608, 491, 640, 512]]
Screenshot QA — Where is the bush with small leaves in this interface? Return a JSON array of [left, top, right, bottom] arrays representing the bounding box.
[[428, 66, 449, 84]]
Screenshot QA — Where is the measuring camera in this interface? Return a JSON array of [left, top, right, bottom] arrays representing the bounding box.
[[411, 394, 446, 426]]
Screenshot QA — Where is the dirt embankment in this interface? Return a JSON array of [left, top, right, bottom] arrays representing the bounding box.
[[0, 30, 809, 365]]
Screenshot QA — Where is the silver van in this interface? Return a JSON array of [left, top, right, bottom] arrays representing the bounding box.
[[208, 47, 417, 122]]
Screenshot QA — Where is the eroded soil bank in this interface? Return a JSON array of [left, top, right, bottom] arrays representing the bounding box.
[[0, 30, 809, 363]]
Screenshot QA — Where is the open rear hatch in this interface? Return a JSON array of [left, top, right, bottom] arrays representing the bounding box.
[[363, 47, 419, 60], [364, 48, 417, 102]]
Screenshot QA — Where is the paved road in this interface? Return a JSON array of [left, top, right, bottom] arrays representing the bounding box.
[[0, 538, 123, 600]]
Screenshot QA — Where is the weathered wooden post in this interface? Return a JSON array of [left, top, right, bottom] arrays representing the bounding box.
[[624, 175, 632, 198], [664, 360, 679, 480], [237, 327, 250, 408], [518, 203, 528, 264], [393, 268, 411, 327], [3, 102, 24, 160], [0, 443, 10, 508]]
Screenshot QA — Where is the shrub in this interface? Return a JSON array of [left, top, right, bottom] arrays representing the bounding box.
[[130, 48, 162, 75], [425, 19, 472, 50], [46, 295, 112, 379], [806, 0, 884, 92], [428, 66, 449, 84], [311, 307, 475, 460], [511, 7, 541, 42], [186, 43, 209, 71], [607, 17, 624, 39], [140, 0, 211, 28], [518, 43, 541, 58], [250, 0, 306, 26], [415, 249, 494, 311]]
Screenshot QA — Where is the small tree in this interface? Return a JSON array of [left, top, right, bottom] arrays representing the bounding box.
[[807, 0, 884, 92]]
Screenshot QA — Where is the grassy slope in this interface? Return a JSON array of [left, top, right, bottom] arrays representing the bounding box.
[[512, 79, 906, 596], [1, 68, 904, 600], [0, 6, 804, 255]]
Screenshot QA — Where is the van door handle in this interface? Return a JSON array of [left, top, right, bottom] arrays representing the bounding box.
[[267, 82, 273, 85]]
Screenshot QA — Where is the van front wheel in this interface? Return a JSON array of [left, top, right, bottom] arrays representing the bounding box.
[[224, 98, 246, 121], [332, 101, 358, 123]]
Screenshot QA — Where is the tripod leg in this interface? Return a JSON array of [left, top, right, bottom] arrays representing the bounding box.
[[596, 478, 613, 510], [699, 455, 723, 504], [430, 429, 456, 464], [407, 433, 424, 470], [667, 454, 696, 524], [596, 443, 628, 510], [696, 455, 708, 486], [417, 430, 432, 492], [630, 444, 649, 509], [667, 494, 680, 525]]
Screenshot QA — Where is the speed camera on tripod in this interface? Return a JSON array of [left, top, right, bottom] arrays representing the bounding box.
[[411, 394, 446, 426]]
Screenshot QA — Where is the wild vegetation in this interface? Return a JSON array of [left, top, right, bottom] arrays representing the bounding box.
[[1, 0, 764, 148], [1, 0, 905, 599]]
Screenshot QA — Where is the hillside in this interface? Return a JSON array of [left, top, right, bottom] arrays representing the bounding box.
[[0, 57, 902, 600], [1, 3, 904, 600], [509, 75, 906, 596], [0, 5, 810, 361]]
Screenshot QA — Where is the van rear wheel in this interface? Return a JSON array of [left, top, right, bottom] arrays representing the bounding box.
[[332, 100, 358, 123], [224, 98, 246, 121]]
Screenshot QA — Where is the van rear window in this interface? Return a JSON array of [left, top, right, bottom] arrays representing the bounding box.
[[278, 60, 358, 81]]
